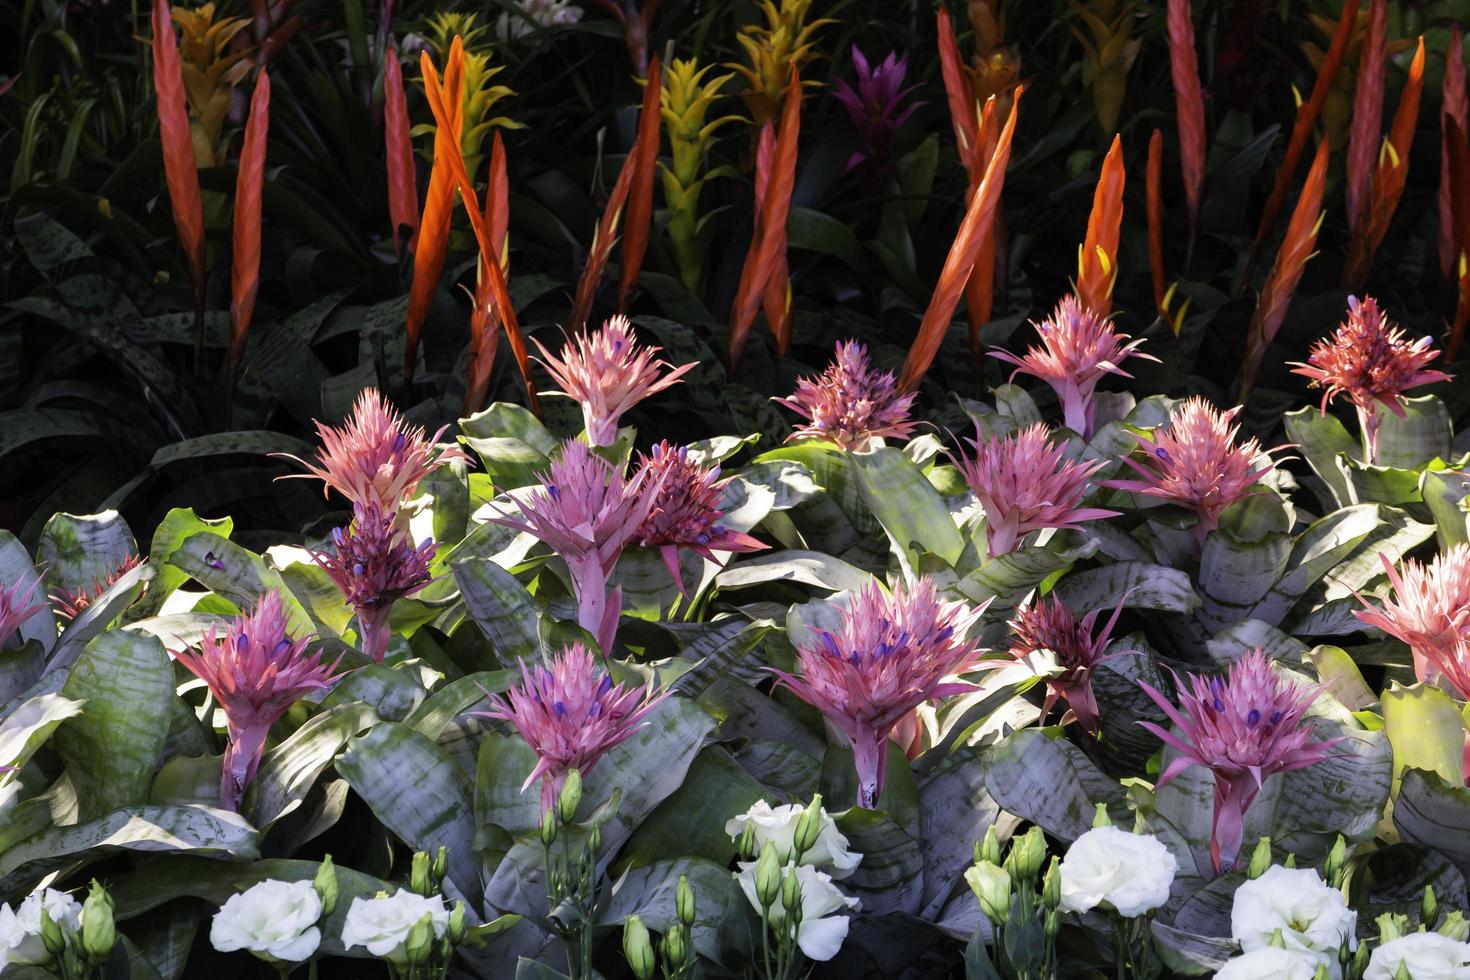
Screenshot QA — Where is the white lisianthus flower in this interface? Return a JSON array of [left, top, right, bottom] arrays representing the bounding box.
[[0, 888, 83, 966], [1231, 865, 1356, 960], [497, 0, 582, 41], [210, 880, 322, 963], [1058, 826, 1177, 918], [341, 890, 449, 964], [725, 800, 862, 879], [735, 862, 860, 961], [1215, 947, 1332, 980], [1364, 932, 1470, 980]]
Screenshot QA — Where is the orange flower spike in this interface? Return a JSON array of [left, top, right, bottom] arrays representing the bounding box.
[[383, 50, 420, 255], [898, 87, 1022, 392], [965, 99, 1002, 361], [229, 68, 270, 380], [466, 131, 509, 415], [1440, 29, 1467, 281], [1446, 118, 1470, 359], [1165, 0, 1206, 246], [752, 124, 792, 353], [570, 147, 636, 331], [1345, 0, 1386, 236], [937, 7, 978, 171], [1146, 128, 1167, 320], [1077, 134, 1125, 319], [151, 0, 206, 311], [617, 56, 663, 313]]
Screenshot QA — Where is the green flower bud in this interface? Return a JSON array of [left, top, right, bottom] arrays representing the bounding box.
[[405, 913, 435, 966], [1395, 963, 1411, 980], [81, 881, 115, 961], [39, 907, 66, 958], [1045, 907, 1061, 940], [622, 915, 656, 980], [793, 795, 824, 859], [676, 875, 696, 929], [1324, 835, 1348, 887], [588, 823, 602, 855], [433, 845, 449, 883], [314, 855, 339, 917], [979, 826, 1003, 866], [1005, 827, 1046, 883], [1377, 912, 1408, 944], [1042, 857, 1061, 911], [559, 769, 583, 823], [1422, 885, 1439, 930], [1352, 941, 1370, 975], [755, 843, 783, 909], [663, 923, 688, 966], [965, 862, 1011, 924], [781, 864, 803, 914], [448, 901, 467, 945], [1091, 803, 1112, 829], [739, 824, 758, 860], [1284, 853, 1297, 869], [1312, 965, 1330, 980], [1438, 910, 1469, 942], [411, 851, 432, 896], [1247, 837, 1273, 879], [541, 809, 558, 847]]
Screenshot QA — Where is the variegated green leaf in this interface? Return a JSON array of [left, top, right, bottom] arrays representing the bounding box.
[[1394, 769, 1470, 880], [1054, 561, 1200, 614], [0, 692, 84, 771], [246, 701, 379, 830], [453, 556, 541, 662], [36, 510, 136, 598], [848, 447, 965, 570]]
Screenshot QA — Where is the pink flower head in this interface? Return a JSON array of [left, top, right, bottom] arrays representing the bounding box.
[[174, 590, 338, 811], [1008, 593, 1127, 736], [476, 642, 669, 814], [1138, 650, 1341, 873], [1101, 397, 1284, 542], [774, 577, 987, 809], [0, 576, 46, 650], [954, 423, 1119, 558], [988, 294, 1156, 438], [633, 441, 767, 589], [311, 503, 435, 663], [1353, 545, 1470, 692], [489, 440, 662, 652], [50, 553, 144, 622], [1291, 296, 1453, 463], [774, 340, 918, 451], [533, 315, 695, 447], [280, 388, 468, 513]]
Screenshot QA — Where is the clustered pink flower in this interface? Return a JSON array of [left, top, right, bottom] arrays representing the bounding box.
[[1139, 649, 1340, 873], [1354, 546, 1470, 694], [633, 441, 767, 589], [774, 340, 918, 450], [174, 590, 339, 811], [1008, 594, 1127, 737], [954, 423, 1118, 558], [50, 553, 144, 622], [775, 577, 986, 808], [534, 315, 695, 447], [311, 503, 435, 663], [1290, 295, 1452, 463], [1101, 397, 1284, 542], [989, 294, 1155, 438], [476, 642, 669, 814], [0, 576, 46, 650]]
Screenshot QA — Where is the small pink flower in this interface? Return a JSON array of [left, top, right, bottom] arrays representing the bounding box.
[[476, 642, 669, 814], [311, 503, 435, 663], [633, 441, 767, 589], [774, 577, 987, 808], [1008, 594, 1127, 736], [50, 553, 144, 622], [279, 388, 468, 513], [989, 294, 1156, 438], [1138, 649, 1340, 873], [0, 576, 46, 650], [774, 340, 918, 450], [1354, 546, 1470, 692], [1290, 295, 1452, 463], [1101, 397, 1285, 542], [174, 590, 339, 811], [534, 315, 695, 447], [954, 423, 1119, 558]]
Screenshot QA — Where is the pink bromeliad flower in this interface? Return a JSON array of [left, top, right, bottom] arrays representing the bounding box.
[[1008, 594, 1127, 737], [989, 294, 1155, 438], [954, 423, 1118, 558], [534, 315, 695, 447], [775, 578, 987, 808], [50, 553, 144, 622], [280, 388, 468, 513], [1290, 295, 1453, 463], [174, 590, 339, 811], [489, 440, 661, 653], [633, 441, 767, 589], [774, 340, 918, 450], [0, 577, 46, 650], [1101, 397, 1284, 543], [476, 642, 669, 814], [1138, 650, 1340, 873], [311, 503, 435, 663], [1354, 545, 1470, 690]]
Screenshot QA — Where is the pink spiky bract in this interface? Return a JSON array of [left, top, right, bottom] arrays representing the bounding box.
[[988, 294, 1156, 438], [1354, 545, 1470, 692], [50, 553, 144, 622], [1101, 397, 1285, 543], [534, 315, 695, 447], [311, 503, 435, 663], [1008, 593, 1127, 736], [633, 441, 767, 590], [0, 576, 46, 650], [1290, 295, 1453, 463], [1138, 649, 1340, 873], [774, 340, 919, 451], [774, 577, 987, 809], [954, 422, 1118, 559], [173, 590, 339, 811], [476, 642, 669, 815]]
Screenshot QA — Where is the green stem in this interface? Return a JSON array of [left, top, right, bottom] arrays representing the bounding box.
[[1112, 915, 1130, 980]]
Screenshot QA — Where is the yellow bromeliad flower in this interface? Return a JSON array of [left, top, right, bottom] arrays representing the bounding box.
[[422, 14, 522, 179], [1070, 0, 1140, 135], [660, 58, 744, 289], [730, 0, 833, 127], [170, 3, 253, 167]]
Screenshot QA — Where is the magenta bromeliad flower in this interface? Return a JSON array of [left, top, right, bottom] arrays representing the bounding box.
[[774, 340, 918, 451], [173, 590, 339, 811], [989, 294, 1155, 438], [1101, 397, 1284, 543], [279, 388, 468, 513], [1008, 594, 1127, 737], [50, 553, 144, 622], [533, 315, 695, 447], [1138, 649, 1340, 873], [954, 423, 1118, 558], [489, 440, 661, 653], [311, 503, 435, 663], [832, 46, 921, 180], [1290, 295, 1453, 463], [775, 577, 987, 809], [1354, 545, 1470, 691], [476, 642, 669, 815], [0, 576, 46, 650], [633, 441, 767, 588]]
